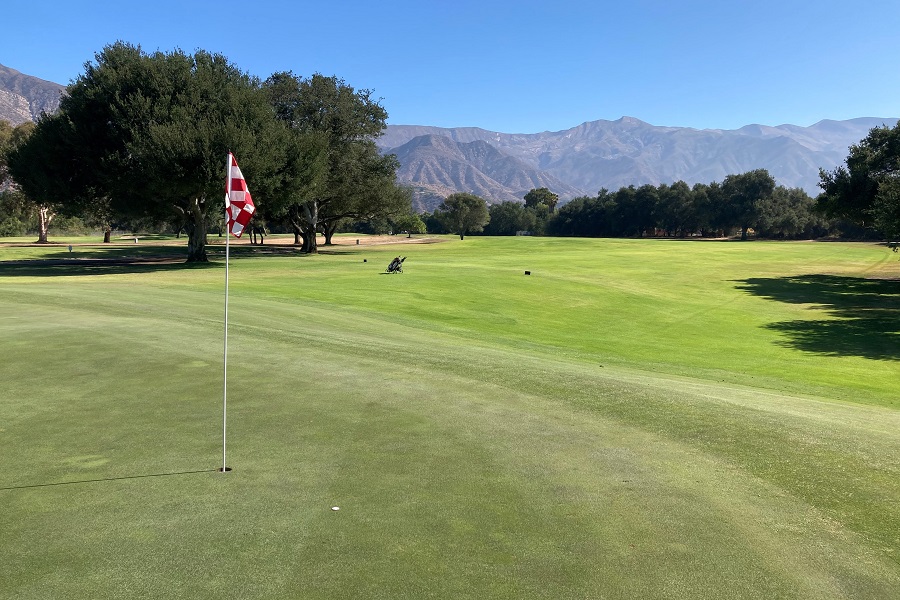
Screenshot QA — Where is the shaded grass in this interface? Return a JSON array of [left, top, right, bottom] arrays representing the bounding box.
[[736, 274, 900, 359], [2, 237, 900, 598]]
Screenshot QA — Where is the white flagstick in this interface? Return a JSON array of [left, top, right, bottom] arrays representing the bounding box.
[[222, 152, 232, 473]]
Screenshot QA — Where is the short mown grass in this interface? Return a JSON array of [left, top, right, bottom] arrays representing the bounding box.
[[1, 235, 899, 599]]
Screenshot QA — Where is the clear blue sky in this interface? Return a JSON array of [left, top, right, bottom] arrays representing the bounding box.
[[3, 0, 898, 133]]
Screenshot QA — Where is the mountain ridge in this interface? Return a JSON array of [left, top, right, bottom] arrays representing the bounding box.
[[2, 63, 895, 212], [390, 134, 586, 210], [0, 63, 65, 125], [379, 116, 898, 208]]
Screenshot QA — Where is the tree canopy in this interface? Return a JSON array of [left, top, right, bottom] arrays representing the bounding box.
[[722, 169, 776, 240], [435, 193, 490, 240], [523, 188, 559, 213], [6, 51, 408, 254], [818, 122, 900, 238], [263, 72, 407, 253], [1, 120, 46, 239], [483, 201, 536, 235], [0, 120, 35, 186], [545, 172, 821, 240], [7, 43, 306, 260]]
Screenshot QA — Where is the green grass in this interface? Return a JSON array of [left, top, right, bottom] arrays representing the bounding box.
[[1, 236, 899, 599]]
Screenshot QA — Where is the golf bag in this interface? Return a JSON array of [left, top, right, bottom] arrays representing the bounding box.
[[386, 256, 406, 273]]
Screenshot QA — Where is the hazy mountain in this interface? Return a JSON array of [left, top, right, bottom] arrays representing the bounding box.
[[380, 116, 899, 207], [0, 64, 65, 125], [388, 134, 586, 211]]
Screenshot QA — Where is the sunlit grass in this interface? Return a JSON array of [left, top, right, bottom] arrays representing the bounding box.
[[1, 236, 898, 599]]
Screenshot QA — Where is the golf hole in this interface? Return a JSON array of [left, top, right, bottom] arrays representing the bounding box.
[[219, 467, 232, 472]]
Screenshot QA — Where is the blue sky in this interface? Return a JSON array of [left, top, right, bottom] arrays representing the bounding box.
[[3, 0, 898, 133]]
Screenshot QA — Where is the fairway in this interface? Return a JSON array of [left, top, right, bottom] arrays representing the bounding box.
[[1, 236, 899, 599]]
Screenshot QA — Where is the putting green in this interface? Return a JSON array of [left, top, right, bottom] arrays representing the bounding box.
[[1, 236, 898, 599]]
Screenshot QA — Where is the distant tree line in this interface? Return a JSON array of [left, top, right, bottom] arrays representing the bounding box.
[[421, 188, 557, 238], [546, 170, 830, 239], [423, 121, 900, 242], [419, 175, 830, 240]]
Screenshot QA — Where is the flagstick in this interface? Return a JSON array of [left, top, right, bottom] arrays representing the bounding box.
[[222, 153, 231, 473]]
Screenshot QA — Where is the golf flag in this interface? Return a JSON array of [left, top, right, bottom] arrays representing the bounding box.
[[221, 152, 256, 472], [225, 153, 255, 237]]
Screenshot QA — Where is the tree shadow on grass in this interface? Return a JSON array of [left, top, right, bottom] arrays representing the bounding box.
[[0, 254, 219, 278], [0, 469, 219, 491], [735, 274, 900, 360], [0, 242, 332, 277]]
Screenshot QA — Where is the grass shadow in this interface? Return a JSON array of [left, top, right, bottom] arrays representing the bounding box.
[[32, 244, 188, 260], [0, 242, 324, 277], [735, 274, 900, 360], [0, 239, 305, 277], [0, 469, 219, 491], [0, 258, 218, 278]]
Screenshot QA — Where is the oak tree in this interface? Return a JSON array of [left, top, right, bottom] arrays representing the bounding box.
[[10, 42, 296, 261], [818, 122, 900, 238], [435, 193, 490, 240]]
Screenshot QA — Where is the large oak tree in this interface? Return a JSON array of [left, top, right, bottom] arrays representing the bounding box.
[[722, 169, 776, 240], [263, 72, 408, 253], [435, 193, 490, 240], [9, 42, 302, 261], [818, 122, 900, 238]]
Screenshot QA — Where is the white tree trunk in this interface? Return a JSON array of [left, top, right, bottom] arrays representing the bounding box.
[[37, 205, 54, 243]]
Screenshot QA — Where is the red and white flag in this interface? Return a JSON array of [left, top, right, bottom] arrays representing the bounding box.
[[225, 153, 256, 237]]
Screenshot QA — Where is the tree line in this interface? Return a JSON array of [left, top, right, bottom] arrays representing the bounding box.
[[0, 43, 412, 261], [423, 173, 829, 240], [426, 122, 900, 242], [545, 171, 829, 240], [425, 141, 900, 241]]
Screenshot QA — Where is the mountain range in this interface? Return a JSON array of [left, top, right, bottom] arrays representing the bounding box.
[[0, 64, 64, 125], [378, 117, 898, 211], [2, 62, 895, 212], [387, 134, 585, 210]]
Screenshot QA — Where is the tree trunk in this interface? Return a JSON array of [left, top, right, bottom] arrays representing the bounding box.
[[302, 202, 319, 254], [740, 226, 748, 241], [301, 230, 316, 254], [459, 233, 465, 240], [103, 226, 112, 243], [36, 205, 54, 243], [289, 203, 319, 253], [323, 221, 337, 246], [185, 199, 208, 262]]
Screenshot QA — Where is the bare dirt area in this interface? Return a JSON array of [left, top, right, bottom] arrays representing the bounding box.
[[0, 234, 446, 268], [0, 234, 445, 249], [212, 234, 446, 247]]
